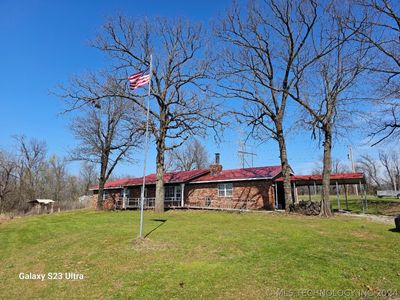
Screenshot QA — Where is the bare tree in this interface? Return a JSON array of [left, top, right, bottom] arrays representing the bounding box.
[[392, 152, 400, 190], [80, 161, 97, 195], [355, 0, 400, 144], [47, 155, 67, 203], [288, 4, 369, 216], [312, 158, 351, 174], [379, 150, 400, 190], [60, 16, 223, 213], [215, 0, 347, 210], [0, 138, 98, 214], [14, 135, 47, 204], [69, 97, 143, 210], [166, 139, 210, 171], [357, 154, 382, 188], [0, 151, 17, 213]]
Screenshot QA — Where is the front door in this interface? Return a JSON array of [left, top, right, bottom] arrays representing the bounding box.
[[276, 182, 286, 209]]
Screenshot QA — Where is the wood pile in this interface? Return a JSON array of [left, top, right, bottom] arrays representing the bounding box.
[[289, 200, 321, 215]]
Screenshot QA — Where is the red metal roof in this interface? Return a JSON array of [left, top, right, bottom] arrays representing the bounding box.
[[191, 165, 282, 183], [95, 169, 210, 190], [274, 172, 365, 185], [91, 165, 283, 190]]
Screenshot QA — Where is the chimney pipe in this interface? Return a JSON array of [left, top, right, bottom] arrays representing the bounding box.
[[215, 153, 220, 164]]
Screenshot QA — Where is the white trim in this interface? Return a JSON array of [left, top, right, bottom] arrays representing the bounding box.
[[181, 183, 185, 206], [165, 185, 181, 199], [218, 183, 233, 197]]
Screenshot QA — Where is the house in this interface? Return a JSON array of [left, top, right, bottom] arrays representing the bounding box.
[[90, 154, 366, 211], [91, 154, 285, 210]]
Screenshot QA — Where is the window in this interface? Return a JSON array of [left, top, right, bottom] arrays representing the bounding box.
[[175, 186, 182, 199], [165, 186, 175, 199], [165, 186, 181, 199], [102, 190, 109, 201], [218, 183, 233, 197]]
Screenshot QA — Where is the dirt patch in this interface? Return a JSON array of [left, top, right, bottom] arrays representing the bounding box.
[[339, 212, 395, 225], [382, 202, 400, 214], [351, 230, 379, 240], [0, 214, 14, 224], [131, 238, 175, 252]]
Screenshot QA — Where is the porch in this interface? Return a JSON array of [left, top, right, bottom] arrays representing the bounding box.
[[184, 196, 258, 210], [114, 196, 260, 211], [115, 197, 182, 209]]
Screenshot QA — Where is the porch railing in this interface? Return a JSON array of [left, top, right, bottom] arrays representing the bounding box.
[[185, 197, 258, 211], [115, 196, 260, 211], [115, 197, 182, 209]]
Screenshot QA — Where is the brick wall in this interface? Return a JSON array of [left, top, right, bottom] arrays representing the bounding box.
[[91, 186, 157, 210], [91, 189, 122, 210], [185, 180, 275, 210], [92, 180, 275, 210]]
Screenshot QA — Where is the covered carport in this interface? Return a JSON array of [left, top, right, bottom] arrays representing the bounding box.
[[274, 172, 368, 212]]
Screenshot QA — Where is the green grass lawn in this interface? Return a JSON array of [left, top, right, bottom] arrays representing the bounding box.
[[0, 210, 399, 299], [298, 195, 400, 216]]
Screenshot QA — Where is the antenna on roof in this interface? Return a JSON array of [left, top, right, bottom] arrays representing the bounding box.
[[237, 129, 257, 168]]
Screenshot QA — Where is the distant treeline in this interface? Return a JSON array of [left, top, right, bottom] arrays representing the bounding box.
[[0, 136, 97, 214]]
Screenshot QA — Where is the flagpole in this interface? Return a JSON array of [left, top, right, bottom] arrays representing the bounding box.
[[139, 54, 152, 239]]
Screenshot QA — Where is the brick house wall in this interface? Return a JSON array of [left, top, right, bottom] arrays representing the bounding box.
[[185, 180, 275, 210], [92, 186, 157, 210], [92, 180, 275, 210], [92, 188, 122, 210]]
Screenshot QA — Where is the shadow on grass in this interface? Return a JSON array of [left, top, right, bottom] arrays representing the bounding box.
[[388, 228, 399, 233], [145, 219, 167, 239]]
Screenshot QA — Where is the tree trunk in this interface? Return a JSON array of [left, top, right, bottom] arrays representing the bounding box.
[[97, 159, 107, 210], [276, 124, 293, 211], [320, 128, 333, 217], [97, 183, 104, 210], [155, 136, 165, 213]]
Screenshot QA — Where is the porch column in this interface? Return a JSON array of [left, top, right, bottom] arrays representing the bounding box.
[[364, 183, 368, 213], [359, 180, 364, 214], [336, 181, 340, 211], [181, 183, 185, 207], [122, 188, 127, 209], [274, 184, 278, 209]]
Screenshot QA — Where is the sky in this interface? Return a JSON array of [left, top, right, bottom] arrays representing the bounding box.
[[0, 0, 380, 177]]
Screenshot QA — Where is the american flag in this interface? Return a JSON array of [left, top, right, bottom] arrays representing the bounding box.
[[128, 68, 150, 90]]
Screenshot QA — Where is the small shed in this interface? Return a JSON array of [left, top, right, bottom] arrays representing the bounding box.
[[28, 199, 55, 214]]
